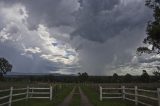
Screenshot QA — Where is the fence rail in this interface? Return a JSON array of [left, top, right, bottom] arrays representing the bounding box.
[[100, 86, 160, 106], [0, 86, 53, 106]]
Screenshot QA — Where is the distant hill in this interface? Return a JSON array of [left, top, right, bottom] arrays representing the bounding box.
[[5, 72, 76, 77]]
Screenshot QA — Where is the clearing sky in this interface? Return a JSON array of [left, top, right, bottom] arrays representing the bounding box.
[[0, 0, 158, 75]]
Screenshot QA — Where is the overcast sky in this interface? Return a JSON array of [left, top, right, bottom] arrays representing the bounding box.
[[0, 0, 159, 75]]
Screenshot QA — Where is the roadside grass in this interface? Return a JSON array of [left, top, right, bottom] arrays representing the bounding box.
[[53, 85, 74, 105], [12, 84, 73, 106], [81, 86, 136, 106], [69, 86, 81, 106]]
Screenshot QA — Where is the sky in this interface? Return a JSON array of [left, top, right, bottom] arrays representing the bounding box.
[[0, 0, 159, 75]]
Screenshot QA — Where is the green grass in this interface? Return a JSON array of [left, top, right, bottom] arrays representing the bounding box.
[[12, 85, 73, 106], [53, 85, 74, 105], [69, 87, 81, 106], [81, 86, 135, 106], [69, 93, 81, 106]]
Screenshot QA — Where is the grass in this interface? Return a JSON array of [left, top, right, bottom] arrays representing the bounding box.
[[69, 86, 81, 106], [53, 85, 74, 105], [12, 84, 73, 106], [2, 82, 157, 106], [81, 86, 136, 106]]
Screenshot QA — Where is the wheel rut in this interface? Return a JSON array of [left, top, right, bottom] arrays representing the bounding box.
[[79, 87, 93, 106], [57, 87, 75, 106]]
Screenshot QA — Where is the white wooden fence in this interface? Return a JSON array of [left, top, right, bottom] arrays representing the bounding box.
[[0, 86, 53, 106], [100, 86, 160, 106]]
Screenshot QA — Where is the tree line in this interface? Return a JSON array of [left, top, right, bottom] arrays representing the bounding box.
[[2, 71, 160, 83]]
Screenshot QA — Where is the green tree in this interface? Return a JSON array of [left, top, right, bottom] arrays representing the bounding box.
[[140, 70, 150, 83], [124, 73, 133, 83], [153, 66, 160, 81], [78, 72, 89, 83], [0, 57, 12, 78], [112, 73, 119, 83], [137, 0, 160, 54]]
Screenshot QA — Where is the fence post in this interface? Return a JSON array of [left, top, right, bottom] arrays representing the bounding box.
[[100, 86, 102, 101], [9, 87, 13, 106], [50, 86, 52, 101], [122, 86, 125, 100], [157, 88, 160, 106], [135, 86, 138, 106], [31, 88, 33, 97], [26, 86, 29, 100]]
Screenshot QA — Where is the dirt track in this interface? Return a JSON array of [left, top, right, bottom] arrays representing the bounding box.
[[57, 87, 75, 106], [79, 87, 93, 106], [57, 86, 93, 106]]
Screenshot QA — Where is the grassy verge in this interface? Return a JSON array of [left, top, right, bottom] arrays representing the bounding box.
[[12, 84, 73, 106], [81, 86, 135, 106], [53, 85, 74, 105], [69, 87, 81, 106]]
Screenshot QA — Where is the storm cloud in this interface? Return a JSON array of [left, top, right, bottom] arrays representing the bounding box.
[[70, 0, 154, 75], [72, 0, 151, 42], [0, 0, 157, 75]]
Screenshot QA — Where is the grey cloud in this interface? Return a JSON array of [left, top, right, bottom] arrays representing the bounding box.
[[0, 0, 79, 29], [68, 0, 154, 75], [71, 26, 147, 75], [78, 0, 119, 13], [138, 56, 160, 63], [71, 0, 151, 43], [0, 1, 78, 74], [24, 0, 79, 29], [0, 0, 156, 75]]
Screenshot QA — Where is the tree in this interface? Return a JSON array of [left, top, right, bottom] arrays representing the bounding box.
[[112, 73, 119, 83], [137, 0, 160, 54], [0, 57, 12, 78], [123, 73, 133, 83], [153, 66, 160, 81], [140, 70, 150, 83], [78, 72, 89, 83]]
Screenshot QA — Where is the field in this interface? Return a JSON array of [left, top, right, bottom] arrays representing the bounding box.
[[0, 82, 160, 106]]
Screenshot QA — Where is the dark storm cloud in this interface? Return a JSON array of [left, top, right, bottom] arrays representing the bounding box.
[[70, 0, 153, 75], [72, 0, 151, 43], [23, 0, 78, 29], [71, 27, 147, 75], [78, 0, 119, 12]]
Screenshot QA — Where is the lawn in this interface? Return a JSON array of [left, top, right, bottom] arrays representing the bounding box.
[[81, 85, 136, 106]]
